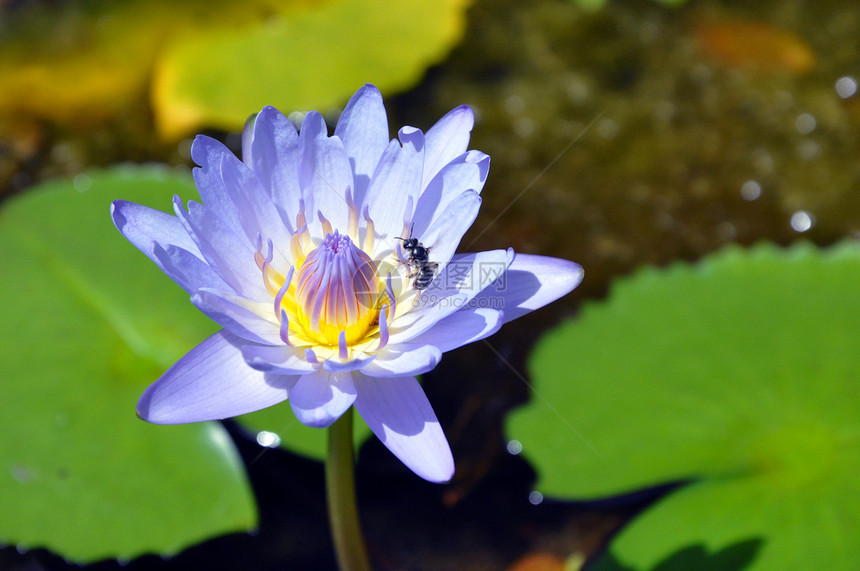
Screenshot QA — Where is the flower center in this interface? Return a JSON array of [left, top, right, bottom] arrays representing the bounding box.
[[293, 231, 381, 346]]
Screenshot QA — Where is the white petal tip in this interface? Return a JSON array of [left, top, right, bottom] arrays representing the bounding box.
[[416, 461, 455, 484]]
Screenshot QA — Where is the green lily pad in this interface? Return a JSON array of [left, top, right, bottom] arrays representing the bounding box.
[[0, 167, 256, 562], [152, 0, 471, 138], [506, 242, 860, 570]]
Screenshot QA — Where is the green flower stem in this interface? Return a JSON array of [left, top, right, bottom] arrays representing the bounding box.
[[326, 408, 371, 571]]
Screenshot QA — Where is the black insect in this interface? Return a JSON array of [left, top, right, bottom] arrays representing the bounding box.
[[398, 234, 437, 290], [413, 262, 439, 290]]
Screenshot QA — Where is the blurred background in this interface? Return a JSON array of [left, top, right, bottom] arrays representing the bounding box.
[[1, 0, 858, 569]]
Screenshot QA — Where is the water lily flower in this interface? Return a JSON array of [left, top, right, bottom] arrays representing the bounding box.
[[111, 84, 583, 483]]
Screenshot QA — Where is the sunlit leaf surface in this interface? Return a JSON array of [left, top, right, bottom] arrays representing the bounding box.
[[507, 243, 860, 570], [0, 0, 471, 139], [154, 0, 471, 138], [0, 167, 256, 562]]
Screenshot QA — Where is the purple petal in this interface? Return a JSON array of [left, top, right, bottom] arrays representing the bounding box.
[[412, 150, 490, 237], [138, 331, 297, 424], [364, 130, 425, 241], [358, 343, 442, 378], [334, 84, 389, 206], [411, 307, 504, 353], [298, 111, 355, 236], [321, 353, 377, 373], [217, 148, 294, 257], [296, 111, 327, 216], [192, 289, 281, 345], [243, 106, 303, 227], [152, 243, 231, 294], [289, 370, 357, 428], [191, 136, 247, 241], [193, 135, 293, 267], [352, 373, 454, 483], [472, 253, 584, 324], [241, 111, 256, 165], [242, 105, 302, 199], [174, 197, 269, 301], [418, 189, 481, 271], [422, 105, 475, 188], [111, 200, 200, 263], [241, 344, 317, 375]]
